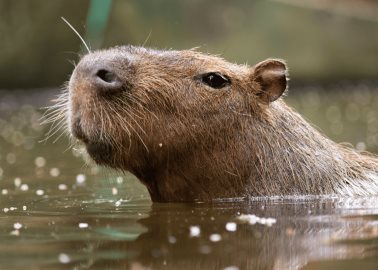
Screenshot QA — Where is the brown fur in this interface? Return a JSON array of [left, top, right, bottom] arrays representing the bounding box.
[[60, 45, 378, 202]]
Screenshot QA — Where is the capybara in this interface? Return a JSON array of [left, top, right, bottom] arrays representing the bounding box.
[[58, 46, 378, 202]]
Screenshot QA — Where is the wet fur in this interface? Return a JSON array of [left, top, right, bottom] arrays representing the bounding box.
[[52, 46, 378, 202]]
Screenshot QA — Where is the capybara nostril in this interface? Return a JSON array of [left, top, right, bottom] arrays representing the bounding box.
[[92, 66, 123, 93], [96, 69, 116, 83]]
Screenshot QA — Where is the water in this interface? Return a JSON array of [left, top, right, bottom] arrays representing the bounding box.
[[0, 86, 378, 270]]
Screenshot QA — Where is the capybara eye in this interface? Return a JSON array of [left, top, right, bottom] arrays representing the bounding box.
[[199, 72, 231, 89]]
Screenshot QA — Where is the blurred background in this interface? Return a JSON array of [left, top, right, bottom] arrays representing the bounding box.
[[0, 2, 377, 268], [1, 0, 378, 88], [0, 0, 377, 151]]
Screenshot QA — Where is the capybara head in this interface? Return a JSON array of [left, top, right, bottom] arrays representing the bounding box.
[[62, 45, 378, 202], [68, 46, 286, 172]]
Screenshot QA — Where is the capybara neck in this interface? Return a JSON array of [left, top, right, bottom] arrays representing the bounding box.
[[134, 100, 378, 202], [64, 46, 378, 202]]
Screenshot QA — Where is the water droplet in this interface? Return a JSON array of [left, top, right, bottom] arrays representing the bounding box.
[[115, 199, 122, 207], [20, 184, 29, 191], [13, 223, 23, 230], [58, 184, 68, 191], [58, 253, 71, 264], [225, 222, 237, 232], [14, 177, 21, 187], [209, 233, 222, 242], [76, 174, 86, 185], [78, 223, 89, 229], [189, 226, 200, 237], [49, 168, 60, 177], [34, 156, 46, 167]]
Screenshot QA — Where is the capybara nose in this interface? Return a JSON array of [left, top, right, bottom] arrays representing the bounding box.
[[90, 65, 123, 94]]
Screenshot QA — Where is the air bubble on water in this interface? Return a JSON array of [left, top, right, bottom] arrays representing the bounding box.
[[58, 184, 68, 191], [78, 222, 89, 229], [238, 214, 258, 225], [36, 189, 45, 196], [58, 253, 71, 264], [13, 223, 22, 230], [189, 226, 201, 237], [259, 218, 267, 225], [265, 218, 277, 226], [14, 177, 21, 187], [49, 168, 60, 177], [225, 222, 237, 232], [209, 233, 222, 242], [34, 156, 46, 167], [237, 214, 277, 226], [76, 174, 86, 185], [20, 184, 29, 191]]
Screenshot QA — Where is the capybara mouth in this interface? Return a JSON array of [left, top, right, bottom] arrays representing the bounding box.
[[86, 142, 113, 165], [71, 117, 90, 143], [71, 119, 114, 165]]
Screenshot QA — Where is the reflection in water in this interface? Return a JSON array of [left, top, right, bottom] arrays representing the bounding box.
[[0, 87, 378, 269], [1, 194, 378, 270], [98, 198, 378, 270]]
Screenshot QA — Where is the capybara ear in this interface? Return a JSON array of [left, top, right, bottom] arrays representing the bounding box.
[[252, 59, 288, 103]]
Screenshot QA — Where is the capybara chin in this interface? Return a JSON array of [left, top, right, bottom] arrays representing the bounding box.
[[63, 45, 378, 202]]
